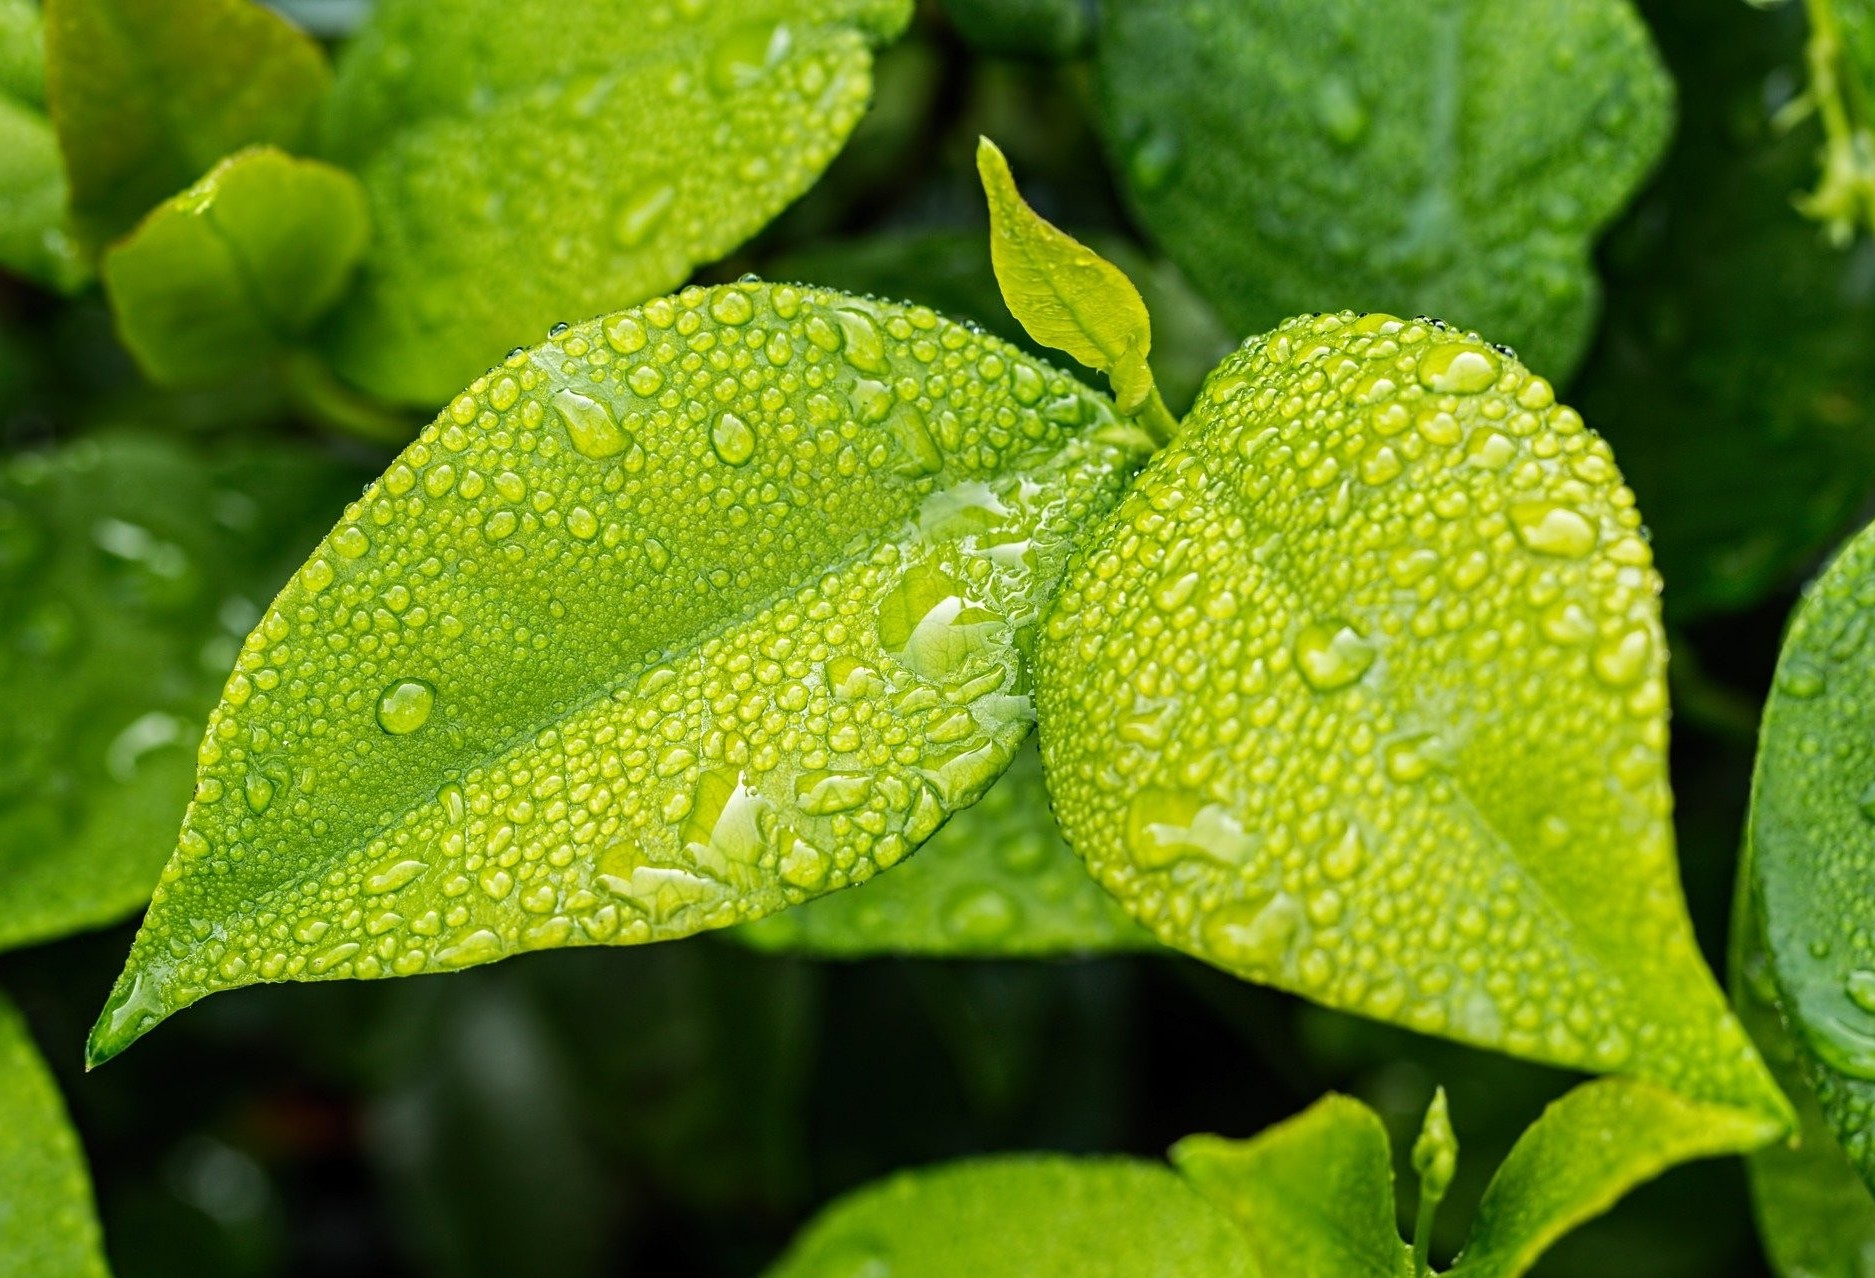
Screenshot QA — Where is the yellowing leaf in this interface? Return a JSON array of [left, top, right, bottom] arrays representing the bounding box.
[[1035, 310, 1788, 1126], [88, 283, 1151, 1065]]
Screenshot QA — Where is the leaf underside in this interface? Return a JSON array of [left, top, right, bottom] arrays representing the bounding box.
[[90, 282, 1149, 1065]]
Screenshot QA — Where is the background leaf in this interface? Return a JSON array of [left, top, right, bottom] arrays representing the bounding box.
[[762, 1154, 1257, 1278], [0, 989, 109, 1278], [89, 283, 1150, 1064], [44, 0, 331, 249], [1093, 0, 1672, 380], [734, 742, 1151, 957], [1035, 310, 1785, 1123], [0, 0, 87, 291], [0, 432, 365, 953], [940, 0, 1088, 62], [317, 0, 913, 407]]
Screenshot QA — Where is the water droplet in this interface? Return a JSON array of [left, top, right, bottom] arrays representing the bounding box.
[[1201, 893, 1303, 974], [707, 21, 782, 94], [377, 679, 435, 734], [1592, 628, 1652, 687], [554, 389, 628, 459], [709, 289, 754, 326], [1416, 343, 1500, 394], [1510, 501, 1597, 558], [243, 768, 274, 814], [614, 183, 675, 247], [365, 859, 428, 895], [834, 309, 888, 374], [1778, 660, 1828, 699], [1123, 788, 1254, 869], [1294, 621, 1376, 692], [942, 886, 1020, 943], [1848, 970, 1875, 1015], [710, 411, 756, 465]]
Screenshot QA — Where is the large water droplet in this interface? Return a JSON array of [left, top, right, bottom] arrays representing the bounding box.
[[834, 308, 888, 374], [1201, 893, 1303, 974], [1416, 343, 1500, 394], [1124, 788, 1254, 869], [1294, 621, 1376, 692], [1510, 502, 1597, 558], [710, 411, 756, 465], [554, 389, 628, 459], [377, 679, 435, 734]]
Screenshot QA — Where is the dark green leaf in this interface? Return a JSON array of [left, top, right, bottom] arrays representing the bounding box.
[[103, 146, 370, 387], [1094, 0, 1671, 379], [317, 0, 913, 407], [941, 0, 1089, 61], [0, 991, 109, 1278], [88, 283, 1150, 1064]]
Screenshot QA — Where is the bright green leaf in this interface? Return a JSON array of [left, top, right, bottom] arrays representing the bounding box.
[[1034, 310, 1788, 1124], [0, 0, 86, 292], [102, 145, 370, 387], [941, 0, 1089, 61], [0, 433, 367, 953], [977, 137, 1159, 422], [1173, 1095, 1411, 1278], [43, 0, 331, 249], [88, 282, 1151, 1065], [1094, 0, 1672, 379], [763, 1155, 1257, 1278], [317, 0, 912, 407], [0, 991, 109, 1278], [1749, 512, 1875, 1191], [733, 742, 1151, 957], [0, 0, 45, 105], [1733, 859, 1875, 1278], [1446, 1078, 1775, 1277]]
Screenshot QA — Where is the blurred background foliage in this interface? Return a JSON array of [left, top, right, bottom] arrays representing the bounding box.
[[1, 0, 1867, 1274]]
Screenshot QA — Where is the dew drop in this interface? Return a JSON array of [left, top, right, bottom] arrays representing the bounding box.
[[711, 411, 757, 465], [613, 183, 676, 247], [1510, 501, 1597, 558], [1294, 621, 1376, 692], [554, 388, 628, 459], [1778, 660, 1828, 700], [1416, 343, 1500, 394], [1848, 970, 1875, 1015], [834, 308, 889, 374], [942, 886, 1020, 943], [376, 678, 435, 734], [1123, 788, 1254, 869]]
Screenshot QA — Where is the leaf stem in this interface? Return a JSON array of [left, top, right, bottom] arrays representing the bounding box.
[[1412, 1191, 1438, 1278], [1135, 384, 1179, 448]]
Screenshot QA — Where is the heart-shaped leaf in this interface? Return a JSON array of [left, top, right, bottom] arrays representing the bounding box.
[[0, 992, 108, 1278], [1035, 309, 1785, 1124], [88, 282, 1150, 1064]]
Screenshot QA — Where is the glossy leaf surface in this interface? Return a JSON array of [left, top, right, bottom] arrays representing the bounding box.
[[1036, 310, 1784, 1122], [763, 1155, 1257, 1278], [90, 283, 1149, 1064], [44, 0, 330, 248], [734, 742, 1150, 956], [0, 992, 108, 1277], [0, 434, 364, 953], [1095, 0, 1671, 379], [319, 0, 912, 406], [1174, 1095, 1409, 1278], [1750, 513, 1875, 1187], [103, 146, 370, 387]]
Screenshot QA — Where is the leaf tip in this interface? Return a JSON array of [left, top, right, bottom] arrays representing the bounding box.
[[84, 960, 180, 1068]]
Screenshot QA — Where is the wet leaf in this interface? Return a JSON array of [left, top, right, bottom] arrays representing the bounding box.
[[1749, 512, 1875, 1189], [44, 0, 331, 249], [763, 1155, 1257, 1278], [0, 991, 109, 1277], [0, 433, 364, 953], [318, 0, 913, 407], [1173, 1095, 1410, 1278], [0, 0, 86, 291], [1035, 310, 1787, 1124], [102, 146, 370, 387], [88, 283, 1150, 1065], [734, 742, 1150, 957], [1094, 0, 1671, 379]]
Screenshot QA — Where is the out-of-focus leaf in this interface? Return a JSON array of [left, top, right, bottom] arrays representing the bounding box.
[[941, 0, 1088, 61], [1577, 0, 1875, 620], [734, 743, 1150, 957], [1173, 1095, 1409, 1278], [0, 991, 109, 1278], [1794, 0, 1875, 241], [318, 0, 913, 407], [0, 433, 365, 953], [1036, 310, 1788, 1126], [1094, 0, 1671, 379], [763, 1155, 1258, 1278], [0, 0, 86, 291], [43, 0, 331, 249], [87, 283, 1150, 1065], [0, 0, 45, 104], [103, 146, 370, 387]]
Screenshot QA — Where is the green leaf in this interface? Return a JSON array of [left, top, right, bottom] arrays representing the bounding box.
[[0, 0, 86, 292], [0, 433, 367, 953], [317, 0, 912, 408], [733, 741, 1151, 956], [1173, 1095, 1411, 1278], [977, 137, 1159, 421], [1093, 0, 1672, 380], [1733, 857, 1875, 1278], [1446, 1079, 1775, 1277], [1749, 511, 1875, 1190], [102, 146, 370, 387], [1034, 309, 1788, 1124], [0, 991, 109, 1278], [43, 0, 331, 249], [941, 0, 1089, 61], [0, 0, 46, 105], [87, 283, 1151, 1065], [763, 1154, 1258, 1278], [1794, 0, 1875, 241]]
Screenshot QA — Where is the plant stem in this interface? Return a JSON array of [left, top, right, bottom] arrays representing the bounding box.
[[1412, 1190, 1437, 1278], [1135, 384, 1180, 448]]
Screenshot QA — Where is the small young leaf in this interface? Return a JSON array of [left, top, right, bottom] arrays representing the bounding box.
[[43, 0, 331, 249], [319, 0, 913, 406], [102, 146, 369, 387], [0, 434, 368, 953], [1035, 310, 1787, 1124], [0, 0, 86, 291], [763, 1155, 1257, 1278], [733, 742, 1152, 957], [0, 992, 109, 1278], [1445, 1079, 1775, 1277], [1094, 0, 1672, 379], [977, 137, 1158, 419], [1411, 1088, 1457, 1274], [88, 283, 1151, 1065], [1750, 512, 1875, 1189], [1173, 1095, 1410, 1278]]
